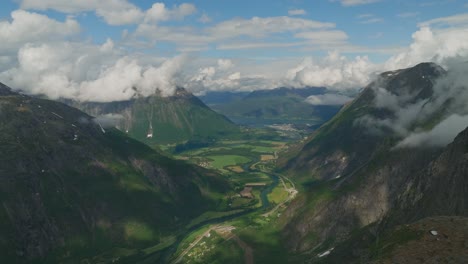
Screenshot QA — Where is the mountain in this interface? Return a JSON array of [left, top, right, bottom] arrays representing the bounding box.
[[68, 88, 241, 146], [199, 87, 343, 129], [0, 83, 228, 263], [277, 62, 468, 261], [197, 91, 250, 105]]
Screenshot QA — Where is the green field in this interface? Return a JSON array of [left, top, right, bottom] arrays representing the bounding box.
[[267, 186, 289, 205], [207, 155, 251, 171]]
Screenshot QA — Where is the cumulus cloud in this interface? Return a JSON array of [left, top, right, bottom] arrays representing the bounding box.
[[0, 10, 80, 53], [0, 42, 187, 102], [286, 51, 377, 90], [20, 0, 196, 25], [306, 94, 353, 105], [144, 3, 196, 22]]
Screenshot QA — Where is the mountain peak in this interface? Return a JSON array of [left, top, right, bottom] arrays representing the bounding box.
[[380, 62, 445, 79], [0, 82, 15, 96]]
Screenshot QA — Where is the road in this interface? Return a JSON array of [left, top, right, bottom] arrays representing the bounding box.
[[262, 175, 298, 217], [172, 225, 220, 264]]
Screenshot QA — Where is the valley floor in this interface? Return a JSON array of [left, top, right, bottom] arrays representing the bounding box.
[[162, 137, 298, 264]]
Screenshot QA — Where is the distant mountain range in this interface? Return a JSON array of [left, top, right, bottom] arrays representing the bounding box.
[[0, 83, 228, 263], [199, 87, 345, 129]]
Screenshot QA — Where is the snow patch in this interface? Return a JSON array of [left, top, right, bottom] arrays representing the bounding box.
[[317, 247, 334, 258]]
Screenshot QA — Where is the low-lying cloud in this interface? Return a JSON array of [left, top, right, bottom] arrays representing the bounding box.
[[305, 94, 353, 105], [396, 114, 468, 148], [93, 113, 124, 128]]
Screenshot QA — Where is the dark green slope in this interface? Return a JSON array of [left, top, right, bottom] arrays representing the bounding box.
[[0, 83, 228, 263], [72, 88, 240, 146], [202, 87, 342, 128], [277, 62, 468, 258]]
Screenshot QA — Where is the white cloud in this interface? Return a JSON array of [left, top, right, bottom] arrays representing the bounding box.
[[396, 114, 468, 148], [19, 0, 196, 25], [20, 0, 143, 25], [418, 13, 468, 27], [295, 30, 348, 43], [333, 0, 382, 6], [0, 10, 80, 53], [144, 3, 196, 22], [384, 26, 468, 70], [208, 16, 335, 38], [217, 59, 234, 70], [131, 16, 336, 51], [286, 52, 376, 90], [0, 42, 187, 102], [288, 9, 307, 16], [306, 94, 353, 105]]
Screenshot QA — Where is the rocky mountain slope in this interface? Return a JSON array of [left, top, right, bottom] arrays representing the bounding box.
[[0, 83, 228, 263], [278, 62, 467, 261], [68, 87, 240, 146]]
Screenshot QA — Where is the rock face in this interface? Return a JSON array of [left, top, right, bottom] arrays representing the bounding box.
[[0, 83, 227, 263], [68, 87, 240, 145], [280, 62, 467, 257], [388, 125, 468, 224]]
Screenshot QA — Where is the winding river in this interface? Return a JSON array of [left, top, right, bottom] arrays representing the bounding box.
[[157, 160, 280, 263]]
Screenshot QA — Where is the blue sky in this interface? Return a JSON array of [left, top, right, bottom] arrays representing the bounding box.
[[1, 0, 468, 100], [1, 0, 465, 61]]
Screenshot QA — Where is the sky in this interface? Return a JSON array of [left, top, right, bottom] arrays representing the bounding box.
[[1, 0, 468, 102]]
